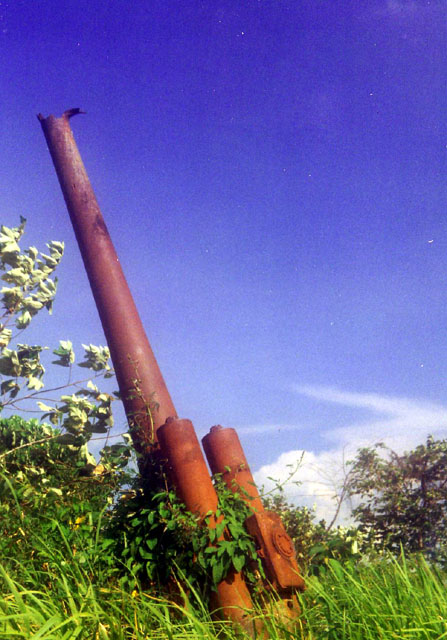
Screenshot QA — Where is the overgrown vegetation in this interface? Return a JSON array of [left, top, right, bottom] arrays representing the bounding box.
[[347, 437, 447, 560], [0, 218, 446, 638], [0, 531, 445, 639], [104, 471, 266, 600]]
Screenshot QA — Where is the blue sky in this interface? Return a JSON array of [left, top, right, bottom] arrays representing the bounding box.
[[1, 0, 445, 522]]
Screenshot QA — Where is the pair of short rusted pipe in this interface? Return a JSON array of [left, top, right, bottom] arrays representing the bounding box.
[[158, 419, 305, 631]]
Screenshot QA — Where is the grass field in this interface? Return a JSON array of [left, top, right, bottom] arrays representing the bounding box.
[[0, 540, 445, 639]]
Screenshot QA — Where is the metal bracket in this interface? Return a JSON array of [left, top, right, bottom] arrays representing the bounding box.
[[245, 511, 305, 591]]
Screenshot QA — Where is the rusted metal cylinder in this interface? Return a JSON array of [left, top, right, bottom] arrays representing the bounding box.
[[157, 417, 255, 628], [38, 110, 176, 454], [202, 425, 264, 512], [203, 425, 305, 594], [158, 418, 218, 514]]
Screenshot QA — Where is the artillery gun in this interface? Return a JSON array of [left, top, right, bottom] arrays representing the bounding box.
[[38, 109, 305, 631]]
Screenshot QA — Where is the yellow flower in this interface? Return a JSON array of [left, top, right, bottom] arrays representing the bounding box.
[[73, 516, 85, 529]]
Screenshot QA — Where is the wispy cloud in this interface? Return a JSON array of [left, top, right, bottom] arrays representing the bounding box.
[[358, 0, 443, 31], [366, 0, 434, 18], [236, 423, 306, 436], [385, 0, 419, 15], [254, 386, 447, 525], [295, 385, 447, 452]]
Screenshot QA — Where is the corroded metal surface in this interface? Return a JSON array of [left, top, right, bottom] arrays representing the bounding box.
[[203, 425, 264, 512], [158, 418, 219, 515], [157, 418, 255, 629], [245, 511, 305, 591], [202, 425, 305, 592], [38, 110, 176, 455]]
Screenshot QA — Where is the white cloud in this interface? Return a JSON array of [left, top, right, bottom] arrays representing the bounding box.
[[296, 385, 447, 452], [255, 447, 353, 526], [254, 386, 447, 526]]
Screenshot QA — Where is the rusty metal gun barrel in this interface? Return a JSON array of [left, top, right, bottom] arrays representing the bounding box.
[[38, 109, 304, 630], [38, 109, 257, 629], [38, 109, 176, 455]]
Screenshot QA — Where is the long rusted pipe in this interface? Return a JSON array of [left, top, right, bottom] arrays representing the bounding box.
[[38, 109, 176, 455], [38, 109, 299, 626]]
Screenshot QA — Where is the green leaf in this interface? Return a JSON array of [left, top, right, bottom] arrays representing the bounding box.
[[84, 423, 108, 434], [27, 376, 44, 390], [146, 538, 158, 550], [232, 553, 245, 573], [22, 297, 44, 311], [37, 401, 55, 413], [205, 546, 217, 555], [47, 487, 63, 496], [1, 286, 23, 310], [228, 522, 244, 539], [0, 327, 12, 348], [16, 310, 32, 329], [79, 344, 112, 372], [1, 382, 20, 402], [215, 521, 226, 539], [2, 268, 29, 286], [212, 560, 225, 584], [52, 340, 75, 367], [0, 350, 22, 376]]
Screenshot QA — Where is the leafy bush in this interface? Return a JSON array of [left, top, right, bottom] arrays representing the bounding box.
[[0, 218, 132, 588], [104, 469, 264, 601], [0, 415, 130, 586], [347, 436, 447, 563]]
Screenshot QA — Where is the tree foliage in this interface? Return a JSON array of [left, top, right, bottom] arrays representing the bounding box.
[[0, 218, 133, 586], [347, 436, 447, 560], [0, 218, 133, 465], [0, 414, 131, 593], [0, 415, 124, 524]]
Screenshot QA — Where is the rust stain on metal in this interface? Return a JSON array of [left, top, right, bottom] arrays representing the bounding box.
[[245, 511, 305, 591], [203, 425, 264, 512], [158, 417, 218, 514]]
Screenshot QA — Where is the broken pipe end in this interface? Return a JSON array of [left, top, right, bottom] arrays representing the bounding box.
[[37, 108, 86, 124]]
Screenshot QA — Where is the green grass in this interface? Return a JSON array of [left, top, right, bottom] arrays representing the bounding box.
[[301, 556, 447, 639], [0, 546, 445, 639]]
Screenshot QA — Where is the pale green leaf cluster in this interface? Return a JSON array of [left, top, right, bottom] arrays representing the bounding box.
[[79, 343, 114, 377], [0, 344, 45, 391], [0, 217, 63, 330], [0, 219, 122, 457], [38, 377, 114, 437], [51, 340, 75, 367]]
